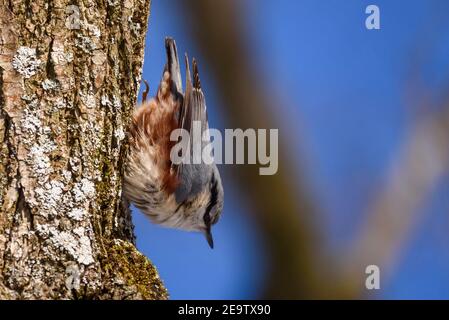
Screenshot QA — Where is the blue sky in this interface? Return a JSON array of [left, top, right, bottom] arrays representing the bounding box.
[[134, 0, 449, 299]]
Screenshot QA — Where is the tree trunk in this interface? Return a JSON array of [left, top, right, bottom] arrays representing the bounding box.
[[0, 0, 168, 299]]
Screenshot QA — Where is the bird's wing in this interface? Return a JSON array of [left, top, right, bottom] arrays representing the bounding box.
[[173, 55, 211, 203], [180, 55, 208, 139]]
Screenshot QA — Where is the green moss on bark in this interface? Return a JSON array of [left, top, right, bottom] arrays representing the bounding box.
[[103, 240, 168, 300]]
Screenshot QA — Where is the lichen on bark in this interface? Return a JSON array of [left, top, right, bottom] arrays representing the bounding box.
[[0, 0, 168, 299]]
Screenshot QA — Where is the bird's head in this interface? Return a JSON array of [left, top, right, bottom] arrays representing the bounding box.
[[170, 164, 223, 248]]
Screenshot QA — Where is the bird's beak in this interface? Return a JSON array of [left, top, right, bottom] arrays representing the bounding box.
[[204, 227, 214, 249]]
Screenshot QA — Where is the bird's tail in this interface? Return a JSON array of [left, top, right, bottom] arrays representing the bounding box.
[[165, 37, 183, 94]]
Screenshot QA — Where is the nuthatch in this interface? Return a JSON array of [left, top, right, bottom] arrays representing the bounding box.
[[124, 37, 224, 248]]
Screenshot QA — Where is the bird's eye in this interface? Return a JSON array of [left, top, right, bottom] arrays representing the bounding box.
[[204, 175, 218, 227], [210, 212, 219, 225], [203, 211, 211, 227]]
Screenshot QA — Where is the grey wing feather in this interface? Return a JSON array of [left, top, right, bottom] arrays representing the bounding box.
[[174, 56, 212, 203], [180, 56, 208, 138]]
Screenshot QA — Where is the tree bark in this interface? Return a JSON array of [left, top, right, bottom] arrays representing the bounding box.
[[0, 0, 168, 299]]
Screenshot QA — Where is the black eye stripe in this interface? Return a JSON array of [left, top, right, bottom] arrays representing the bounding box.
[[204, 175, 218, 226]]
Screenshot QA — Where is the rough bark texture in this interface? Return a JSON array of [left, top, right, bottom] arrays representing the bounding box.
[[0, 0, 168, 299]]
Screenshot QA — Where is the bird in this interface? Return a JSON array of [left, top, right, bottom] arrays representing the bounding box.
[[123, 37, 224, 248]]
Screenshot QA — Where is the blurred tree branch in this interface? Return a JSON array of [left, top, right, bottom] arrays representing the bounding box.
[[343, 96, 449, 296]]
